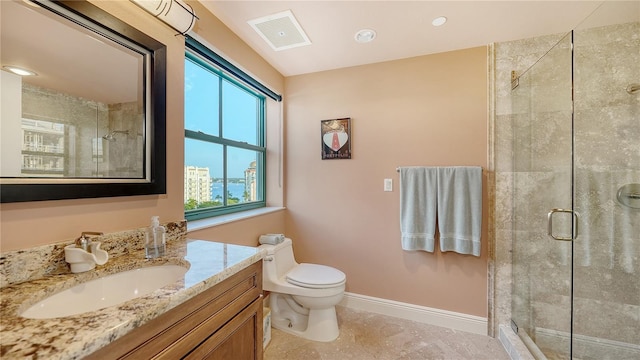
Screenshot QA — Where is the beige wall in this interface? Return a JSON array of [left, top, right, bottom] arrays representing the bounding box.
[[0, 1, 285, 251], [284, 47, 489, 317]]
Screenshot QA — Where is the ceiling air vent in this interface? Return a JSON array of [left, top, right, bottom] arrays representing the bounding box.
[[248, 10, 311, 51]]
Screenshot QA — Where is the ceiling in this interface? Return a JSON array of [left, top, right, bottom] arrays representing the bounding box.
[[2, 1, 633, 102], [198, 1, 609, 77]]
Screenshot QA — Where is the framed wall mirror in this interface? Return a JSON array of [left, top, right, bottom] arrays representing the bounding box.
[[0, 0, 166, 203]]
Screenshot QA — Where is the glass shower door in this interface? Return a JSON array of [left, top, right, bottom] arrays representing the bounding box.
[[511, 32, 574, 360], [511, 3, 639, 359]]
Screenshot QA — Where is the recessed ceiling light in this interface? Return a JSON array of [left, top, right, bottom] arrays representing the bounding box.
[[432, 16, 447, 27], [354, 29, 376, 43], [2, 65, 37, 76]]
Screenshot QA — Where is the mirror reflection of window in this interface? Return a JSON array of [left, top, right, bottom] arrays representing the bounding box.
[[21, 119, 65, 177]]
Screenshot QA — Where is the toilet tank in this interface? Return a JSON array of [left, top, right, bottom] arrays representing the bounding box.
[[261, 238, 298, 279]]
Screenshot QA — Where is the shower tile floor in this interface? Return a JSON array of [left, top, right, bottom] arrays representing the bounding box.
[[264, 306, 510, 360]]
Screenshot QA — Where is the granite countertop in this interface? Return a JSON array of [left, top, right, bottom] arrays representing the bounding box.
[[0, 238, 263, 359]]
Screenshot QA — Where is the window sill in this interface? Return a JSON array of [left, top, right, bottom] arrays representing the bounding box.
[[186, 206, 285, 233]]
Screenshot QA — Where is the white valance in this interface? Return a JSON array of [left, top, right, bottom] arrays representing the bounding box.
[[131, 0, 197, 35]]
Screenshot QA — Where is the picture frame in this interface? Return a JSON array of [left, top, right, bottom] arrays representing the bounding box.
[[321, 118, 351, 160]]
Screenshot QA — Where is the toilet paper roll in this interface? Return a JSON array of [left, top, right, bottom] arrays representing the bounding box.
[[259, 234, 285, 245]]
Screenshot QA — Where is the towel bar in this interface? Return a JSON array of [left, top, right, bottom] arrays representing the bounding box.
[[396, 166, 483, 172]]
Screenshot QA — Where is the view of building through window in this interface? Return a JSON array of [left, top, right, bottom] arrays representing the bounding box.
[[183, 162, 257, 210], [183, 48, 265, 219]]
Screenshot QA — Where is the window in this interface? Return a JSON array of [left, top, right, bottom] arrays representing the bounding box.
[[184, 39, 276, 220]]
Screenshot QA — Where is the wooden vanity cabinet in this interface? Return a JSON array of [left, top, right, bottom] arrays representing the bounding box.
[[87, 261, 263, 360]]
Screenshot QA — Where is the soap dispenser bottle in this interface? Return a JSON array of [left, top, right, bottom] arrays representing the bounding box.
[[145, 216, 166, 259]]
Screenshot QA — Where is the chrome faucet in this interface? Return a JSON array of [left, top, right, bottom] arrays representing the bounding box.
[[75, 232, 104, 252]]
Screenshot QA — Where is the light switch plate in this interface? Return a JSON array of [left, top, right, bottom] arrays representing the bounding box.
[[384, 178, 393, 192]]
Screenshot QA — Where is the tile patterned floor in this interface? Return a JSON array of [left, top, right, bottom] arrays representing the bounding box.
[[264, 306, 510, 360]]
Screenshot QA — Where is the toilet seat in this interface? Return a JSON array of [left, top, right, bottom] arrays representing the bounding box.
[[286, 263, 346, 289]]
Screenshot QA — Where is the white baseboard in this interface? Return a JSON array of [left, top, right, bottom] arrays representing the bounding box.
[[339, 292, 488, 335]]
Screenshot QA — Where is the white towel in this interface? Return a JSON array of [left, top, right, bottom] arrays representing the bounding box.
[[437, 167, 482, 256], [259, 234, 285, 245], [399, 167, 437, 252]]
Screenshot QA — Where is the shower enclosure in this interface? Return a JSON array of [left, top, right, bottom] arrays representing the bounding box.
[[510, 2, 639, 360]]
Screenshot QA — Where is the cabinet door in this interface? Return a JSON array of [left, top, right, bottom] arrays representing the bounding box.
[[85, 262, 262, 360], [186, 298, 263, 360]]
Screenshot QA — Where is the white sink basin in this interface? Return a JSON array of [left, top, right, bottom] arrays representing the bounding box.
[[21, 265, 188, 319]]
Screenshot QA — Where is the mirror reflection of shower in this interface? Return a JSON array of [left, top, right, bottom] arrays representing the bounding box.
[[626, 83, 640, 94], [102, 130, 129, 141]]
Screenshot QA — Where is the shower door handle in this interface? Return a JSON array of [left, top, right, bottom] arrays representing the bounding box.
[[547, 209, 579, 241]]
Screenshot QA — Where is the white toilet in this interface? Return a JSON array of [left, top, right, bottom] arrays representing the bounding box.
[[259, 238, 346, 342]]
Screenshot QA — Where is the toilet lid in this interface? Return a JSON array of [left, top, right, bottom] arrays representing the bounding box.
[[286, 263, 346, 289]]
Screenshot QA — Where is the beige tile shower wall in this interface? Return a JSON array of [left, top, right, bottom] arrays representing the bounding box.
[[285, 47, 489, 317], [572, 21, 639, 351], [106, 102, 143, 178]]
